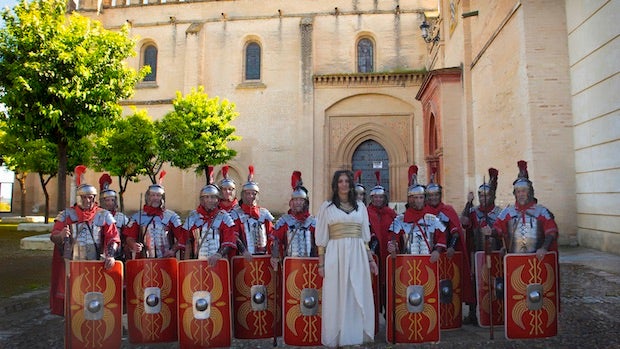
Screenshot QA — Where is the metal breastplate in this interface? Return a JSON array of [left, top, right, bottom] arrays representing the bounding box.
[[143, 221, 171, 258], [244, 218, 267, 255], [507, 215, 544, 253], [286, 226, 312, 257], [72, 222, 102, 261], [193, 223, 221, 259], [404, 221, 433, 255]]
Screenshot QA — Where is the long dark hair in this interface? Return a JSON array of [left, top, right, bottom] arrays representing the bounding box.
[[330, 170, 359, 211]]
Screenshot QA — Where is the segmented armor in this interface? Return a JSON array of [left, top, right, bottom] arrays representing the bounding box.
[[390, 213, 446, 254], [129, 209, 182, 258], [56, 207, 116, 260], [499, 204, 552, 253], [275, 214, 316, 257], [184, 209, 235, 259], [233, 206, 274, 255], [468, 205, 503, 251]]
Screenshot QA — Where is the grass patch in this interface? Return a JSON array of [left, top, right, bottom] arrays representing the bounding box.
[[0, 224, 52, 299]]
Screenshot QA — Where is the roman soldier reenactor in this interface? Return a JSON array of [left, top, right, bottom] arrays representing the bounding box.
[[232, 165, 274, 255], [367, 170, 397, 315], [125, 171, 185, 259], [49, 165, 120, 316], [99, 173, 130, 262], [388, 165, 446, 261], [483, 160, 559, 259], [269, 171, 317, 270], [183, 166, 237, 264]]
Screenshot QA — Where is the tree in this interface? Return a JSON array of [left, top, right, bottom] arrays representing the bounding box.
[[0, 0, 147, 213], [158, 86, 240, 184], [92, 108, 159, 212]]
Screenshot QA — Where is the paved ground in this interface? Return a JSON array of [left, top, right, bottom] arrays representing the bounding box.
[[0, 246, 619, 349]]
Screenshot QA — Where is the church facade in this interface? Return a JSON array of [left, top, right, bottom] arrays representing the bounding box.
[[11, 0, 619, 253]]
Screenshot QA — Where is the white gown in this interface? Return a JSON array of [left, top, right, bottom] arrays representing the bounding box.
[[315, 200, 375, 347]]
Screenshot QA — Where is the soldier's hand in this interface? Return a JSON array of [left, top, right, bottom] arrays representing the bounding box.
[[318, 265, 324, 278], [430, 250, 440, 263], [63, 226, 71, 239], [536, 248, 547, 261], [270, 257, 279, 271], [369, 259, 378, 276], [481, 226, 492, 236], [447, 247, 455, 258], [243, 250, 253, 261], [467, 191, 474, 203], [132, 242, 143, 253], [208, 253, 221, 267], [104, 256, 115, 270]]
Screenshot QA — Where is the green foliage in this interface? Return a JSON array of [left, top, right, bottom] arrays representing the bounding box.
[[92, 108, 160, 208], [0, 0, 148, 208], [158, 86, 240, 179]]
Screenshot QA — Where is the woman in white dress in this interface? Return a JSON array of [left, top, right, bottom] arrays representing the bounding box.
[[316, 170, 379, 347]]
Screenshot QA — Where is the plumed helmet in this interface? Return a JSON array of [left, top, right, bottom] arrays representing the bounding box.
[[478, 168, 499, 194], [369, 171, 386, 197], [74, 165, 97, 201], [353, 170, 365, 195], [200, 166, 220, 197], [291, 170, 308, 199], [513, 160, 535, 199], [407, 165, 425, 195], [242, 165, 260, 193], [219, 165, 236, 189], [99, 173, 116, 199], [425, 166, 442, 194], [147, 171, 166, 195]]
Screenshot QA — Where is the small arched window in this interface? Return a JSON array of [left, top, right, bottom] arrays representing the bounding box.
[[142, 44, 158, 82], [245, 42, 261, 80], [357, 38, 374, 73]]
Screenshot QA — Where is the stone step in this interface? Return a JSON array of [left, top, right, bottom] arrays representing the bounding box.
[[1, 216, 46, 223], [17, 223, 53, 232], [20, 233, 54, 251]]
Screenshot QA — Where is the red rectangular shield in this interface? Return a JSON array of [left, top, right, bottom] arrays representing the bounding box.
[[125, 258, 178, 343], [65, 260, 123, 349], [232, 255, 281, 339], [438, 251, 463, 330], [282, 257, 322, 346], [504, 252, 558, 340], [386, 254, 440, 344], [475, 251, 504, 327], [177, 259, 232, 349]]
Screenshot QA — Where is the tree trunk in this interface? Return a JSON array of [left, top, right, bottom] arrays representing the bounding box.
[[16, 172, 27, 217], [57, 141, 68, 214], [39, 173, 51, 223]]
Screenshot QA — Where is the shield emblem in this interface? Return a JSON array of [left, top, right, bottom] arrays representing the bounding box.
[[282, 257, 322, 346], [386, 255, 440, 344], [125, 258, 178, 344], [438, 252, 463, 330], [65, 260, 123, 349], [475, 251, 504, 327], [177, 259, 232, 349], [504, 252, 558, 340], [232, 255, 281, 339]]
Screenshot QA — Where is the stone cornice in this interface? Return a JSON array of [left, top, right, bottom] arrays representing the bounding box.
[[313, 72, 426, 88]]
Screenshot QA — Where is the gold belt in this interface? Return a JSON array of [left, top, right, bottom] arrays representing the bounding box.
[[328, 223, 362, 239]]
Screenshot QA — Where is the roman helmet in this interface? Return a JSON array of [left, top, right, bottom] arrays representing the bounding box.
[[219, 165, 236, 189], [200, 166, 220, 197], [242, 165, 260, 193], [425, 166, 442, 195], [407, 165, 425, 196], [145, 171, 166, 205], [478, 167, 499, 198], [291, 170, 308, 200], [99, 173, 116, 200], [353, 170, 365, 196], [75, 165, 97, 206], [512, 160, 535, 200], [369, 171, 386, 197]]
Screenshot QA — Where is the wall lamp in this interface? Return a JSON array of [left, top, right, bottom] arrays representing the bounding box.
[[420, 20, 440, 43]]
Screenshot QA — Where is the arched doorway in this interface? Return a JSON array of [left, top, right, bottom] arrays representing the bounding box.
[[352, 140, 390, 199]]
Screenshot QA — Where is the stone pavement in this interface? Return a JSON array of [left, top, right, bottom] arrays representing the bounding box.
[[0, 246, 619, 349]]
